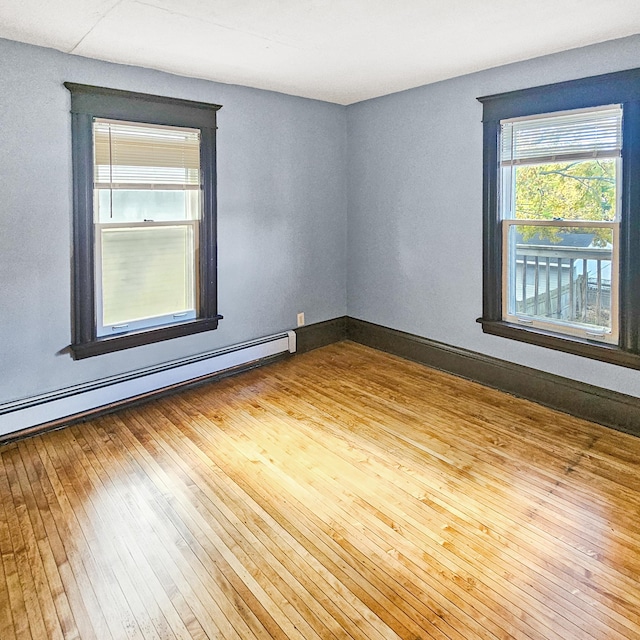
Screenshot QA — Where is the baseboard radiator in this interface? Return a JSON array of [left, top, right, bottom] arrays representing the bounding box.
[[0, 331, 297, 438]]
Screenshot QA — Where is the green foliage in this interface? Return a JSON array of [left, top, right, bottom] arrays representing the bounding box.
[[514, 160, 615, 246]]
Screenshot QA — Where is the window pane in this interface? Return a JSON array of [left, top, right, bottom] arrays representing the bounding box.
[[506, 224, 614, 333], [99, 225, 196, 328], [510, 159, 617, 222], [95, 189, 200, 223]]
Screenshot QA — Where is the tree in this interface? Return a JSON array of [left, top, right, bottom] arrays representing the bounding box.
[[514, 159, 615, 246]]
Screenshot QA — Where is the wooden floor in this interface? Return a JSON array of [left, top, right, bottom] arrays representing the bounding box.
[[1, 342, 639, 640]]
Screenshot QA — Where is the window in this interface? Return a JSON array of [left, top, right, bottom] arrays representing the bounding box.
[[501, 106, 621, 343], [478, 69, 640, 369], [65, 84, 222, 359]]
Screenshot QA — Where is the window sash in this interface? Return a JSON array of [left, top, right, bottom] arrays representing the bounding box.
[[501, 219, 619, 343], [499, 161, 621, 224], [94, 220, 199, 337]]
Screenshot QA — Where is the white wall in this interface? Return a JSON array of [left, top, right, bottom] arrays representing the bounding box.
[[0, 39, 347, 404], [346, 35, 640, 398]]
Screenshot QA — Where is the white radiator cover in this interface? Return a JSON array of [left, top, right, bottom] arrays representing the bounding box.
[[0, 331, 297, 437]]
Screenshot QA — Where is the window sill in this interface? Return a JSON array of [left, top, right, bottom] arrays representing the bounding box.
[[477, 318, 640, 370], [70, 316, 223, 359]]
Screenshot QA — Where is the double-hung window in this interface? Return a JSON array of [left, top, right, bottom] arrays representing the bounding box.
[[478, 69, 640, 369], [66, 84, 222, 359], [500, 106, 622, 343], [93, 119, 201, 336]]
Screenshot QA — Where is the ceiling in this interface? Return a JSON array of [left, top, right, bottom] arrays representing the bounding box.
[[2, 0, 640, 104]]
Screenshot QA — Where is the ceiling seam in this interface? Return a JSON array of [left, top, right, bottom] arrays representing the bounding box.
[[133, 0, 300, 48], [68, 0, 125, 54]]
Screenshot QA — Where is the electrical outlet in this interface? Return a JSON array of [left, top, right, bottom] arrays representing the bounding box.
[[297, 312, 305, 327]]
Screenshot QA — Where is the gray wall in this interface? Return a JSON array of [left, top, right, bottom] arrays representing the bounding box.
[[347, 35, 640, 399], [0, 38, 347, 404]]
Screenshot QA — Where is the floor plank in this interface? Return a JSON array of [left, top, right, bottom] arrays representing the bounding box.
[[1, 341, 639, 639]]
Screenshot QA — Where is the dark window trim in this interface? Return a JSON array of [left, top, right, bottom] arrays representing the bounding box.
[[65, 83, 223, 359], [477, 67, 640, 369]]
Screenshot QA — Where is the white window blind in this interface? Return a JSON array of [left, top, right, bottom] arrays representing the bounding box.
[[501, 106, 622, 166], [94, 119, 201, 190]]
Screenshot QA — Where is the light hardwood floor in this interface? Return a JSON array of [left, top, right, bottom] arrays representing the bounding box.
[[1, 341, 639, 639]]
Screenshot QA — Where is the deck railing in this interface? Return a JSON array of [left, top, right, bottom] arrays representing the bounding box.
[[515, 244, 612, 327]]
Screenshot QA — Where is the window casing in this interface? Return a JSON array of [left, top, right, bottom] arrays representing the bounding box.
[[478, 69, 640, 369], [66, 84, 222, 359]]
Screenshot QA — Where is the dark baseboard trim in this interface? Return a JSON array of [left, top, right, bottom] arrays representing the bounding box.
[[295, 316, 347, 353], [346, 317, 640, 437], [0, 352, 289, 446], [5, 315, 637, 444]]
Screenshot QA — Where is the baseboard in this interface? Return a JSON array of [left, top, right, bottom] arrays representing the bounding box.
[[3, 316, 638, 443], [0, 331, 296, 441], [346, 317, 640, 437], [295, 316, 347, 353]]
